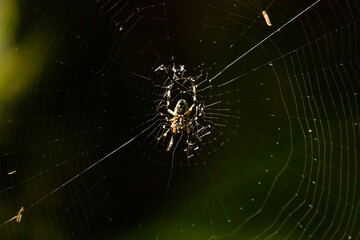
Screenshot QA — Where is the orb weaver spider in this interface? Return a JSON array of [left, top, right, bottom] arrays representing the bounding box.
[[153, 57, 218, 159], [155, 60, 201, 153], [157, 88, 196, 151]]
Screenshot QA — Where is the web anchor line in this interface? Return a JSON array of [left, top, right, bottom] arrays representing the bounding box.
[[0, 119, 159, 227], [208, 0, 321, 83]]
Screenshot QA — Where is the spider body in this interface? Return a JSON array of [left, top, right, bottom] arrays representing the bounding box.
[[170, 99, 192, 134], [158, 98, 194, 151]]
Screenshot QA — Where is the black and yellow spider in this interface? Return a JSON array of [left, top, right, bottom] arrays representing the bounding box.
[[155, 59, 201, 153], [157, 98, 195, 151]]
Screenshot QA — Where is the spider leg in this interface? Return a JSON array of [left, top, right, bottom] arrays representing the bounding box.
[[166, 135, 174, 151], [165, 88, 176, 116], [186, 124, 191, 134], [157, 128, 170, 140], [168, 109, 176, 116], [187, 104, 195, 113], [186, 85, 196, 114], [166, 89, 171, 109]]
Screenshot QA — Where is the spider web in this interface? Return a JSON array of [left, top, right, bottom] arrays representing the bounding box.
[[0, 0, 359, 239]]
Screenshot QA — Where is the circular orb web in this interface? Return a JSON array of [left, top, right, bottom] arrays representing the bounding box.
[[0, 0, 359, 240]]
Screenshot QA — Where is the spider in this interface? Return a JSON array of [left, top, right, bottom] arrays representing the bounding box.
[[157, 85, 197, 151], [155, 59, 206, 153]]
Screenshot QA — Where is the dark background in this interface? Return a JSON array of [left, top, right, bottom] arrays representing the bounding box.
[[0, 0, 359, 239]]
